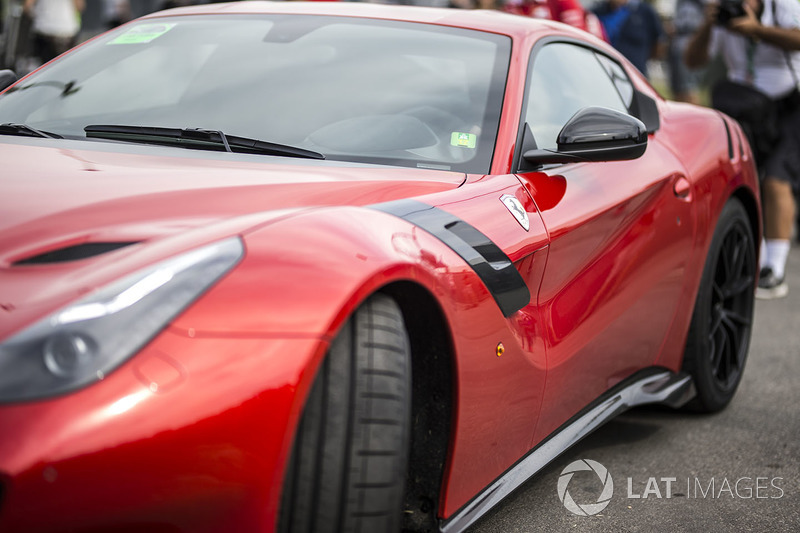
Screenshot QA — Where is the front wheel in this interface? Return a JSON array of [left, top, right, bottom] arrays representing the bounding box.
[[682, 198, 756, 412], [278, 294, 412, 533]]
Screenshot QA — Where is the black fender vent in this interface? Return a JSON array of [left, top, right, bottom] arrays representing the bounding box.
[[13, 242, 139, 266], [371, 200, 531, 317]]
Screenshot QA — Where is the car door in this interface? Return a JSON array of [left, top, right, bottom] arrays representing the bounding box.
[[514, 41, 696, 444]]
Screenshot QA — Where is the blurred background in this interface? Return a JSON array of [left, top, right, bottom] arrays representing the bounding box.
[[0, 0, 719, 105]]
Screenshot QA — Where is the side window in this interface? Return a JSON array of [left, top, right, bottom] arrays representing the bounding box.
[[596, 54, 634, 108], [524, 43, 629, 150]]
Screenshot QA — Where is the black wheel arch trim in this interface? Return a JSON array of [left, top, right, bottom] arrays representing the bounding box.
[[371, 200, 531, 317], [719, 112, 734, 160]]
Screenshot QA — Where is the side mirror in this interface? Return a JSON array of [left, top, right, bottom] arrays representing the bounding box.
[[0, 70, 18, 92], [631, 89, 660, 133], [523, 106, 648, 165]]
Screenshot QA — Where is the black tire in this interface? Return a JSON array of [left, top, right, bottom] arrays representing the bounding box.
[[683, 198, 756, 412], [278, 294, 412, 533]]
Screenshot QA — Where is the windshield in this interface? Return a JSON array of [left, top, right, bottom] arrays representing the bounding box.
[[0, 15, 511, 173]]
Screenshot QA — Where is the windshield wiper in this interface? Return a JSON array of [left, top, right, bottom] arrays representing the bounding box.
[[84, 125, 324, 160], [0, 123, 63, 139]]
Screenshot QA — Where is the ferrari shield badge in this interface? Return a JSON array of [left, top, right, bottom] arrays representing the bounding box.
[[500, 194, 529, 231]]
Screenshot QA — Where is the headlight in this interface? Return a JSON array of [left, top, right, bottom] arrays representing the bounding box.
[[0, 237, 244, 402]]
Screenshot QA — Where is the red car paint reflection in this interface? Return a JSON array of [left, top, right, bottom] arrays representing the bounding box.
[[0, 3, 759, 532]]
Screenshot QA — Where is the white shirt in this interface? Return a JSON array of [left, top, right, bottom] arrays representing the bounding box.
[[32, 0, 80, 39], [710, 0, 800, 98]]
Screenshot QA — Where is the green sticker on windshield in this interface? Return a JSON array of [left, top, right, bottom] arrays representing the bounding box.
[[451, 132, 477, 149], [109, 23, 176, 45]]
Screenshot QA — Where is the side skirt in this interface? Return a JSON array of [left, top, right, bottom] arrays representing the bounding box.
[[439, 369, 695, 533]]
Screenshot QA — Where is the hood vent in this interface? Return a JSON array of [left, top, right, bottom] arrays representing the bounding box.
[[13, 242, 140, 266]]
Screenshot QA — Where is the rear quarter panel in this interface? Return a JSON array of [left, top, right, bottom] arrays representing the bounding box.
[[652, 101, 761, 372]]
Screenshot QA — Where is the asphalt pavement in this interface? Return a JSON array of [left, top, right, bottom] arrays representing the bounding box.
[[469, 245, 800, 532]]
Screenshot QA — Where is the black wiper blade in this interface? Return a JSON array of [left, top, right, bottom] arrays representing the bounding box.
[[0, 123, 63, 139], [84, 124, 324, 160]]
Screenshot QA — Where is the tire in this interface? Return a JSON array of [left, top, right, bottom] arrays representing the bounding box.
[[682, 198, 756, 412], [278, 294, 412, 533]]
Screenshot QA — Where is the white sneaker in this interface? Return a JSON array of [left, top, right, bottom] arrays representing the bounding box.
[[756, 267, 789, 300]]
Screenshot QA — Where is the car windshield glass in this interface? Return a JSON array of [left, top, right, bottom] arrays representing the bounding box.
[[0, 15, 510, 173]]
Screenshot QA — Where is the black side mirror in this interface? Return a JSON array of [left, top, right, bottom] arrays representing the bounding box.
[[523, 106, 648, 166], [631, 90, 660, 133], [0, 70, 18, 92]]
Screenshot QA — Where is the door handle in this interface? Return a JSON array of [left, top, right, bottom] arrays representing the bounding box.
[[673, 175, 692, 201]]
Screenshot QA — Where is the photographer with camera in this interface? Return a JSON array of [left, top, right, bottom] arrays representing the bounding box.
[[686, 0, 800, 299]]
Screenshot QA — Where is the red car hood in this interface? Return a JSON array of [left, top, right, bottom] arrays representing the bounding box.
[[1, 141, 465, 262], [0, 140, 465, 336]]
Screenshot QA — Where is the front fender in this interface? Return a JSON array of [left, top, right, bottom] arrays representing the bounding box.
[[170, 204, 550, 523], [170, 206, 488, 339]]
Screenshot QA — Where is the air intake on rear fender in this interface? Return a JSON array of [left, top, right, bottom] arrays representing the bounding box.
[[13, 242, 139, 265]]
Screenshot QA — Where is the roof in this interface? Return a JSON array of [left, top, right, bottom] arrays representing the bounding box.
[[142, 1, 576, 41]]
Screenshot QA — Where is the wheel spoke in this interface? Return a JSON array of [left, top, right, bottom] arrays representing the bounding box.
[[721, 313, 742, 360], [724, 309, 751, 327], [709, 309, 723, 338], [721, 335, 732, 380], [712, 281, 725, 302], [712, 311, 745, 385], [709, 338, 719, 376], [731, 235, 746, 279], [723, 275, 755, 299], [708, 329, 717, 371], [709, 309, 723, 376], [711, 322, 728, 378], [722, 332, 735, 380]]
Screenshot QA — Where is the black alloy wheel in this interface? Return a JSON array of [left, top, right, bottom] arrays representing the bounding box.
[[683, 198, 756, 412], [708, 218, 755, 390]]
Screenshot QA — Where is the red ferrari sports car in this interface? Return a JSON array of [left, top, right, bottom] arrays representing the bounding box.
[[0, 2, 759, 532]]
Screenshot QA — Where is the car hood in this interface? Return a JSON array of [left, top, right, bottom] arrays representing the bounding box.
[[0, 140, 465, 336], [1, 140, 465, 261]]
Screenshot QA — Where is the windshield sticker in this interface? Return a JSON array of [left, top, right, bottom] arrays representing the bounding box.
[[109, 23, 176, 45], [451, 132, 477, 149]]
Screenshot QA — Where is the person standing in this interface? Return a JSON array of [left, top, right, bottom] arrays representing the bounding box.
[[103, 0, 130, 29], [495, 0, 608, 41], [592, 0, 666, 78], [685, 0, 800, 299], [24, 0, 84, 64], [668, 0, 706, 103]]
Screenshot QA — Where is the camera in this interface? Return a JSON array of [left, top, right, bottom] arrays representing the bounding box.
[[717, 0, 747, 24]]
